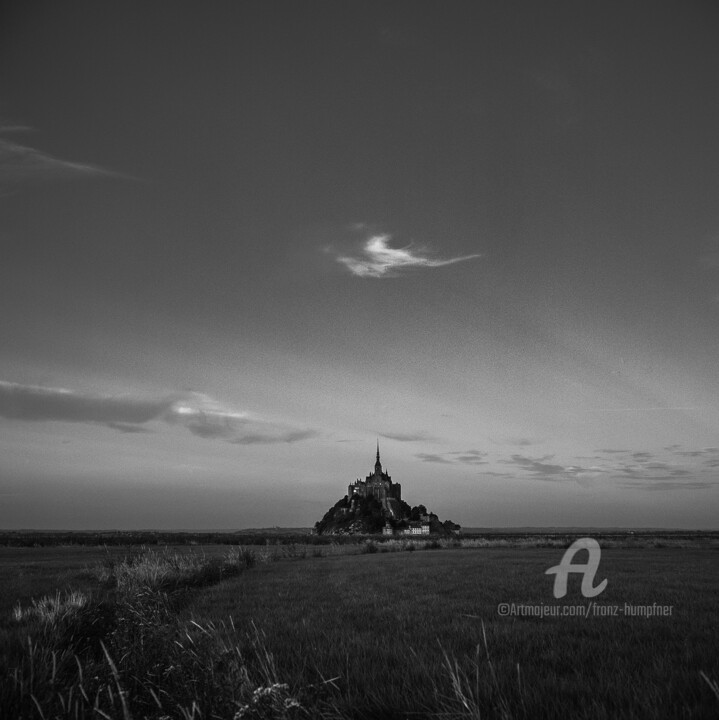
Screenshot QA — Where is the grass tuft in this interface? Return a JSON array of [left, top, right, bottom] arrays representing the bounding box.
[[13, 590, 89, 626]]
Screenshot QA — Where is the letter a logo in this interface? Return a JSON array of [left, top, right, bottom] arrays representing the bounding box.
[[545, 537, 608, 599]]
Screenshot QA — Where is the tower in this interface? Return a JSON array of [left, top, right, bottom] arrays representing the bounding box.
[[346, 442, 400, 507]]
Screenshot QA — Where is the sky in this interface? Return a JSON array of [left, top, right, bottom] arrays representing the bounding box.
[[1, 0, 719, 530]]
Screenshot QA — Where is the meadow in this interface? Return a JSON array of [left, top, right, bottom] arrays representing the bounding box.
[[1, 536, 718, 719]]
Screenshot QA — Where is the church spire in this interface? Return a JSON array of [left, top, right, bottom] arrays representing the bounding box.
[[375, 439, 382, 474]]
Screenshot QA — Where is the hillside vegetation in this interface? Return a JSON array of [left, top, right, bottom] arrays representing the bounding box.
[[314, 495, 460, 535]]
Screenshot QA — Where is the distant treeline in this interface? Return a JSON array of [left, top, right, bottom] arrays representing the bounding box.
[[0, 531, 331, 547], [1, 529, 716, 547]]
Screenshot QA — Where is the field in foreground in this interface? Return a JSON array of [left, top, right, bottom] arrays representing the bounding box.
[[187, 546, 719, 719], [1, 541, 718, 719]]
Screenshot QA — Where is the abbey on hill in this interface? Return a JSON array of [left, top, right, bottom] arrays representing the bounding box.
[[314, 444, 461, 536]]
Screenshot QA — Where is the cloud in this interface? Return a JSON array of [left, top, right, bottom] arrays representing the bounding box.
[[488, 436, 542, 447], [505, 455, 567, 477], [0, 381, 316, 445], [615, 467, 638, 478], [631, 452, 653, 461], [619, 480, 715, 492], [413, 448, 489, 465], [0, 136, 118, 183], [232, 429, 317, 445], [105, 422, 155, 434], [413, 448, 490, 465], [380, 431, 437, 442], [177, 404, 316, 445], [500, 454, 613, 483], [153, 392, 317, 445], [335, 234, 481, 278], [497, 445, 719, 489], [0, 381, 175, 424], [415, 453, 453, 464], [453, 453, 489, 465]]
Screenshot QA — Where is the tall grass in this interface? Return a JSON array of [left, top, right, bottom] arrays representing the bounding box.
[[2, 547, 309, 720], [94, 545, 258, 592], [437, 625, 520, 720], [13, 589, 89, 625], [5, 607, 309, 719]]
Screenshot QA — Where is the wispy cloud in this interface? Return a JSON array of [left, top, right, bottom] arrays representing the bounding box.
[[413, 442, 719, 490], [233, 429, 317, 445], [631, 452, 653, 461], [619, 480, 715, 492], [105, 422, 155, 434], [0, 131, 119, 183], [489, 436, 536, 447], [413, 449, 488, 466], [335, 234, 481, 278], [0, 380, 175, 424], [172, 395, 318, 445], [499, 454, 614, 483], [505, 455, 566, 476], [454, 457, 488, 465], [380, 431, 437, 442], [0, 381, 316, 445], [415, 453, 453, 464], [451, 450, 489, 465], [505, 445, 719, 490]]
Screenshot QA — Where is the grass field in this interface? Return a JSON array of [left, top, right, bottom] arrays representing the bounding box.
[[1, 539, 718, 719], [187, 546, 719, 719]]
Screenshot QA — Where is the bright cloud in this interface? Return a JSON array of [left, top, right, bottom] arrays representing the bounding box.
[[0, 381, 316, 445], [0, 131, 118, 183], [164, 392, 317, 444], [335, 234, 481, 278]]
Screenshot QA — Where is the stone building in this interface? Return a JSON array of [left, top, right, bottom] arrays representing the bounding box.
[[347, 442, 403, 518], [403, 521, 430, 535]]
